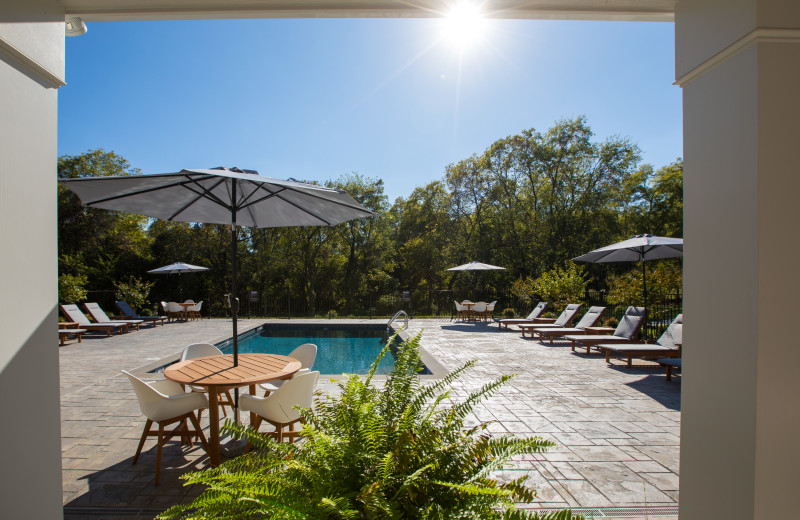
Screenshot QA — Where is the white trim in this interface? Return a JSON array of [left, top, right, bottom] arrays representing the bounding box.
[[675, 28, 800, 87], [0, 36, 66, 89], [62, 0, 675, 22]]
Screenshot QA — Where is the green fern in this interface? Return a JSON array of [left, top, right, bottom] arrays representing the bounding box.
[[159, 332, 583, 520]]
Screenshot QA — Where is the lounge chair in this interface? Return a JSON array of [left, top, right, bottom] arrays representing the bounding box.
[[83, 302, 143, 331], [59, 304, 129, 336], [658, 358, 682, 381], [598, 314, 682, 367], [517, 304, 582, 336], [58, 324, 87, 345], [522, 306, 606, 342], [497, 302, 548, 330], [115, 301, 167, 326], [565, 306, 646, 354]]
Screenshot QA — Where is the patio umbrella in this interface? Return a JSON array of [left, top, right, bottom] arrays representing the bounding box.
[[147, 261, 210, 275], [446, 261, 506, 306], [147, 261, 209, 301], [572, 234, 683, 340], [447, 261, 506, 271], [59, 167, 377, 368]]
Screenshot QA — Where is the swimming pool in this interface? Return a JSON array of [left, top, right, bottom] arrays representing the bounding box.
[[214, 323, 428, 375]]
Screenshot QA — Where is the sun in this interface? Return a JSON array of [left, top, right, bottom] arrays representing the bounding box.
[[440, 2, 487, 49]]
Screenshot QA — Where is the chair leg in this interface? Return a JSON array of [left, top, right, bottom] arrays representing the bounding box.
[[155, 425, 164, 486], [132, 419, 152, 465], [187, 412, 210, 455]]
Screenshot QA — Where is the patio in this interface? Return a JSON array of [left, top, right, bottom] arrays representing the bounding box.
[[60, 318, 679, 519]]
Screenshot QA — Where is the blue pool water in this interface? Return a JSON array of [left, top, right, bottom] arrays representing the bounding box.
[[215, 324, 426, 375]]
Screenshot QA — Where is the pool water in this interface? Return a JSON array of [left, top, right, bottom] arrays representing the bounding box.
[[215, 324, 426, 375]]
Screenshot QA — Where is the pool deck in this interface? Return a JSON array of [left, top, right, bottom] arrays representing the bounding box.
[[60, 318, 679, 519]]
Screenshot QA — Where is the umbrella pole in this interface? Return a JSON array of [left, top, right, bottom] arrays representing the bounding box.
[[642, 259, 648, 342], [231, 184, 240, 424]]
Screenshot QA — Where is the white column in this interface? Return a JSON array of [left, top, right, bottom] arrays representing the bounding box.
[[0, 1, 65, 518], [676, 1, 800, 518]]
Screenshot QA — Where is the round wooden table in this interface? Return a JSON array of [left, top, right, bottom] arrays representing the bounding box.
[[164, 353, 301, 466]]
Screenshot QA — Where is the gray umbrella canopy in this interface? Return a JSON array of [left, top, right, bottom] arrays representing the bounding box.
[[148, 262, 210, 301], [447, 261, 506, 271], [572, 235, 683, 264], [572, 234, 683, 340], [59, 167, 376, 228], [147, 262, 210, 275], [59, 167, 378, 368]]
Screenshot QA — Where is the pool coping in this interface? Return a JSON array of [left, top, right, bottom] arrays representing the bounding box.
[[128, 319, 447, 380]]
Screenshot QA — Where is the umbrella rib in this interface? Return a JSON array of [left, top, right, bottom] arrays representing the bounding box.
[[166, 177, 232, 221], [235, 181, 266, 225], [245, 183, 377, 222], [82, 176, 211, 206], [246, 185, 334, 226]]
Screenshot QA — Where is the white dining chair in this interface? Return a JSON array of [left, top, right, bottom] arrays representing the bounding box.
[[259, 343, 317, 395], [240, 370, 319, 443], [122, 370, 209, 486], [180, 343, 234, 419]]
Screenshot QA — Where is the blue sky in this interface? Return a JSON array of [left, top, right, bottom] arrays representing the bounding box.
[[58, 17, 681, 202]]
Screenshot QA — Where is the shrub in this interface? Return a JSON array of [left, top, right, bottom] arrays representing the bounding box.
[[502, 307, 517, 319], [160, 333, 583, 520], [603, 316, 619, 328], [607, 261, 682, 307], [113, 276, 154, 313], [532, 264, 588, 312], [58, 273, 88, 303]]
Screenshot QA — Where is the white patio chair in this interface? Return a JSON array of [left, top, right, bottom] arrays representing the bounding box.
[[471, 301, 488, 321], [187, 300, 203, 320], [240, 370, 320, 443], [166, 301, 186, 320], [122, 370, 209, 486], [180, 343, 234, 419], [454, 300, 470, 320], [259, 343, 317, 395]]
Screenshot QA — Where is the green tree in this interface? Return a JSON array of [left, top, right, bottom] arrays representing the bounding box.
[[58, 273, 88, 304], [114, 276, 155, 312], [532, 264, 588, 311], [607, 260, 682, 307], [618, 159, 683, 238], [58, 149, 152, 289], [161, 333, 581, 520]]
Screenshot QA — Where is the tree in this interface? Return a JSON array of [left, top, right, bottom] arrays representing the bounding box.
[[607, 260, 682, 307], [532, 264, 588, 312], [58, 149, 152, 289]]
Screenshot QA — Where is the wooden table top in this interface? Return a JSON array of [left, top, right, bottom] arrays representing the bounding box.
[[164, 353, 301, 388]]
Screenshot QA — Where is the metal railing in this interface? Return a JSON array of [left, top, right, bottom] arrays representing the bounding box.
[[387, 310, 409, 331]]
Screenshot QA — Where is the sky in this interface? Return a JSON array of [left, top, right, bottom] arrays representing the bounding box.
[[58, 16, 681, 202]]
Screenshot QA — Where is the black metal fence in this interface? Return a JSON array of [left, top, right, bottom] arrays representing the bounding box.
[[81, 287, 681, 340]]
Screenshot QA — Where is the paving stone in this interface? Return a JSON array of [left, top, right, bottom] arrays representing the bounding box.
[[59, 318, 680, 510]]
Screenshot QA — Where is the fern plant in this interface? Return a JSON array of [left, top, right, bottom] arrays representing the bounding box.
[[160, 333, 583, 520]]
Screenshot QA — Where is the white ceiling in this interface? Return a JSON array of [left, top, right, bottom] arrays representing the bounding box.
[[59, 0, 675, 22]]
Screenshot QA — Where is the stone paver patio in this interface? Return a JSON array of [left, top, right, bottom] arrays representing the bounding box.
[[60, 318, 679, 519]]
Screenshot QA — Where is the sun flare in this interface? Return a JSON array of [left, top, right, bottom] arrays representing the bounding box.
[[441, 2, 487, 49]]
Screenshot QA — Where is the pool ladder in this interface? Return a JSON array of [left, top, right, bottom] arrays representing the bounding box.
[[387, 310, 409, 332]]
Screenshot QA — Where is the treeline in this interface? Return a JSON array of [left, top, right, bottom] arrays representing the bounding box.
[[57, 116, 682, 316]]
